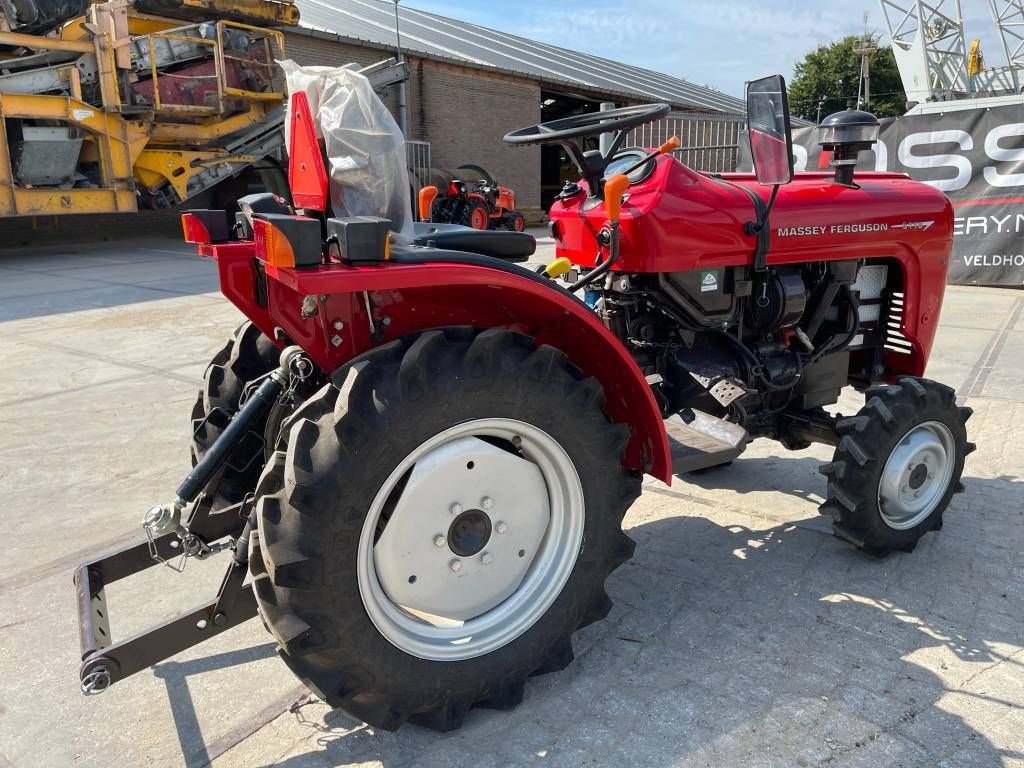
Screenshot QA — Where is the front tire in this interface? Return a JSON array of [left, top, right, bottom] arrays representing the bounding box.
[[819, 376, 973, 555], [462, 199, 490, 230], [250, 328, 640, 731]]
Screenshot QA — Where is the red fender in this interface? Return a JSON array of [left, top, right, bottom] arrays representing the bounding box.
[[203, 243, 672, 483]]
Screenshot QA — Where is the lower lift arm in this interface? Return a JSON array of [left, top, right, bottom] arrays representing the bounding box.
[[76, 347, 308, 694]]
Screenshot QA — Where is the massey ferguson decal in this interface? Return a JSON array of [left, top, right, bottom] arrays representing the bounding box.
[[787, 105, 1024, 286], [892, 220, 936, 232], [777, 221, 933, 237]]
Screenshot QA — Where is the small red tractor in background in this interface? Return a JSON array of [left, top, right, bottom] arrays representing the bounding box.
[[420, 176, 526, 231], [74, 74, 971, 733]]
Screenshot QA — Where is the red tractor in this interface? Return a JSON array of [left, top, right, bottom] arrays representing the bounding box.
[[75, 75, 971, 733], [420, 176, 526, 231]]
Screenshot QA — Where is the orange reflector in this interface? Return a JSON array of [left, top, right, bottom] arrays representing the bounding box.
[[181, 213, 211, 244], [254, 219, 295, 268]]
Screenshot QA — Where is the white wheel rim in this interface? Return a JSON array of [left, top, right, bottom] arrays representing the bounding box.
[[357, 418, 584, 661], [877, 420, 956, 530]]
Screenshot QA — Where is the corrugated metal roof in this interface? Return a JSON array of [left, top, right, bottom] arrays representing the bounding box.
[[294, 0, 747, 115]]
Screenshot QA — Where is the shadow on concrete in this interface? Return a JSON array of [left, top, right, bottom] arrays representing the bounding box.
[[245, 471, 1019, 767], [153, 642, 278, 768], [0, 238, 218, 323]]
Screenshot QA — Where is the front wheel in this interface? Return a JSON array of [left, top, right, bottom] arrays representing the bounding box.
[[250, 328, 640, 730], [462, 199, 490, 230], [819, 376, 974, 555], [506, 211, 526, 232]]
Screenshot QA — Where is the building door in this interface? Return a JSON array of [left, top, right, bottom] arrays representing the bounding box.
[[538, 91, 606, 210]]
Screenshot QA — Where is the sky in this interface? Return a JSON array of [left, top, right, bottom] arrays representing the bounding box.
[[399, 0, 1009, 100]]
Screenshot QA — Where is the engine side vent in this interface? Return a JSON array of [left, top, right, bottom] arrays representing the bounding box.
[[849, 264, 887, 348], [884, 291, 913, 355]]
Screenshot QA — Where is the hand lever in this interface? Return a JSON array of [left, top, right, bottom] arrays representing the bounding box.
[[418, 186, 439, 222], [617, 136, 681, 178]]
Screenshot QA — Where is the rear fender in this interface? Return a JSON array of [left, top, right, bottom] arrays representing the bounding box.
[[249, 257, 671, 482]]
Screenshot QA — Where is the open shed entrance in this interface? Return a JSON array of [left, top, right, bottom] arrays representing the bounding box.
[[539, 90, 610, 209]]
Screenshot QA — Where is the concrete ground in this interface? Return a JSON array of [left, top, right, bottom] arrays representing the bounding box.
[[0, 232, 1021, 768]]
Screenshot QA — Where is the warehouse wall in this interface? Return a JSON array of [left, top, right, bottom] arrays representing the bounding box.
[[405, 60, 541, 209]]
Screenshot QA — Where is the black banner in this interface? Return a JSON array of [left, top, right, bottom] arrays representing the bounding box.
[[791, 104, 1024, 286]]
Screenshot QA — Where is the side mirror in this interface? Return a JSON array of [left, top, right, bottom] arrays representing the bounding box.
[[745, 75, 794, 186]]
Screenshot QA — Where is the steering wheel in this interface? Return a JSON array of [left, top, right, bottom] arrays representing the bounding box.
[[504, 103, 670, 197], [503, 103, 671, 145]]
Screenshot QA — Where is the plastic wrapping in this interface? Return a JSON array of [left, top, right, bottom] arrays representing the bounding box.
[[281, 60, 413, 235]]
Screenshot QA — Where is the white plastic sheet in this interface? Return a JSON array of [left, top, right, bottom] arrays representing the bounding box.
[[281, 60, 413, 235]]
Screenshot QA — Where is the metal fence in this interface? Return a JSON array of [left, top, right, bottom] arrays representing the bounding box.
[[625, 112, 744, 173], [406, 140, 432, 191]]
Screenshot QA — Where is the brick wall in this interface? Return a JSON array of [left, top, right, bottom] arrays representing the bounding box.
[[405, 59, 541, 209]]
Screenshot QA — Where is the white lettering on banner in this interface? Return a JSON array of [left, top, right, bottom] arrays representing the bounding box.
[[965, 216, 988, 234], [865, 140, 888, 172], [796, 120, 1024, 193], [898, 130, 974, 192], [984, 122, 1024, 188], [962, 253, 1024, 267], [953, 213, 1024, 236]]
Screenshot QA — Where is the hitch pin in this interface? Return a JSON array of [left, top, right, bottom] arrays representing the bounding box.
[[143, 499, 220, 568]]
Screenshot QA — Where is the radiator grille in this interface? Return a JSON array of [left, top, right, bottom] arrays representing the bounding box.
[[884, 291, 913, 355]]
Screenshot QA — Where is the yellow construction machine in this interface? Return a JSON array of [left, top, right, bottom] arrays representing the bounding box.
[[0, 0, 407, 216]]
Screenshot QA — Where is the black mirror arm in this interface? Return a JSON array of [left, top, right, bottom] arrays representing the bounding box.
[[744, 184, 780, 272]]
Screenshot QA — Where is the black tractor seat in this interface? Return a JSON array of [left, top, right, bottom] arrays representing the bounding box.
[[411, 222, 535, 263]]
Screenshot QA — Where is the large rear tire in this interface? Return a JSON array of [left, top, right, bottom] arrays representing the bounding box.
[[250, 328, 640, 731], [190, 322, 280, 508], [819, 376, 973, 555]]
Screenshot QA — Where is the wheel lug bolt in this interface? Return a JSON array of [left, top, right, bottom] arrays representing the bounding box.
[[448, 558, 462, 573], [481, 552, 493, 565], [481, 496, 494, 510], [496, 521, 508, 534], [433, 535, 446, 548], [450, 502, 462, 515]]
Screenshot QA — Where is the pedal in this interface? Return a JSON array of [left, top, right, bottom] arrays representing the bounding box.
[[666, 409, 748, 475]]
